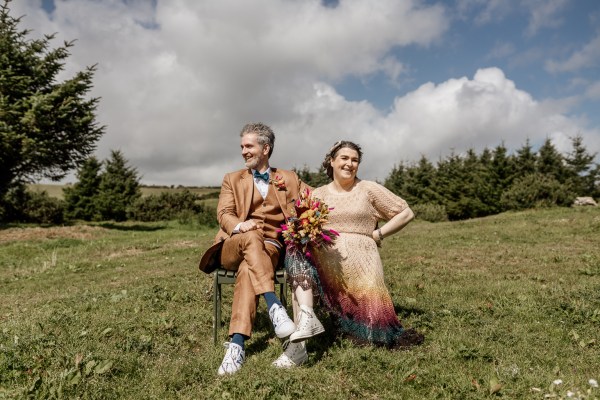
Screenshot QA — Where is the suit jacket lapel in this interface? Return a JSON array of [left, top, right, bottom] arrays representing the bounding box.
[[270, 167, 291, 219], [240, 169, 254, 220]]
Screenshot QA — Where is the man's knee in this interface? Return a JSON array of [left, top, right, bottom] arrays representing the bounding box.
[[240, 230, 263, 249]]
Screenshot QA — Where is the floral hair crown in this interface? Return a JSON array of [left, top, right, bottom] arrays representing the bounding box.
[[327, 141, 343, 158]]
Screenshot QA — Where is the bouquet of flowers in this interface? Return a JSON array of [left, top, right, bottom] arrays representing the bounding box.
[[280, 188, 338, 258], [280, 188, 338, 293]]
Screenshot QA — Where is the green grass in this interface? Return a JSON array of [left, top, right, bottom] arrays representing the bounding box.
[[1, 207, 599, 399]]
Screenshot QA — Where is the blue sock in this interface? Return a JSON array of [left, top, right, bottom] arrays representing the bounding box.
[[231, 333, 245, 349], [263, 292, 281, 311]]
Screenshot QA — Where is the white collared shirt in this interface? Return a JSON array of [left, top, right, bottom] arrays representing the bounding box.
[[252, 167, 271, 199]]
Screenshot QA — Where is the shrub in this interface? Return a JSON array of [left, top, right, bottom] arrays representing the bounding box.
[[176, 205, 218, 228], [198, 191, 220, 200], [194, 205, 217, 227], [1, 186, 65, 224], [132, 190, 217, 226], [23, 191, 66, 224], [500, 173, 575, 210], [411, 203, 449, 222]]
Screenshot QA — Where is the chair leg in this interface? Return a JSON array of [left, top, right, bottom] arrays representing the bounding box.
[[213, 273, 219, 345], [280, 277, 287, 308]]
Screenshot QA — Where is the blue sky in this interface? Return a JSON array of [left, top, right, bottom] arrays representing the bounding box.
[[12, 0, 600, 186], [339, 1, 599, 120]]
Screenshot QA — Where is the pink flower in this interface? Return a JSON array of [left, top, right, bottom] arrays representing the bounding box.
[[321, 233, 331, 242], [329, 229, 339, 236], [270, 175, 286, 190]]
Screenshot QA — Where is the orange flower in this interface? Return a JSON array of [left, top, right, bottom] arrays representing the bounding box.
[[270, 175, 286, 190], [279, 188, 339, 257]]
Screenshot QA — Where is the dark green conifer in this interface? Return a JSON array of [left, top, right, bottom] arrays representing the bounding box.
[[63, 157, 102, 220], [0, 1, 104, 213], [95, 150, 141, 221]]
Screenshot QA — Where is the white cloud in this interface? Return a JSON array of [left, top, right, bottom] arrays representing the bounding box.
[[586, 81, 600, 99], [456, 0, 568, 37], [486, 41, 516, 60], [455, 0, 512, 25], [369, 67, 598, 178], [279, 68, 599, 182], [8, 1, 598, 186], [11, 0, 449, 185], [546, 34, 600, 73], [524, 0, 568, 36]]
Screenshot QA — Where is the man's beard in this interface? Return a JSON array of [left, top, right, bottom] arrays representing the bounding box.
[[244, 157, 260, 170]]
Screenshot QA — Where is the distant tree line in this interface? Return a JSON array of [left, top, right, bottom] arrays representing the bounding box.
[[295, 135, 598, 222], [384, 136, 598, 221], [1, 150, 217, 225], [3, 136, 598, 225]]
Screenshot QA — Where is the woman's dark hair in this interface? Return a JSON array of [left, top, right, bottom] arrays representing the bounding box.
[[321, 140, 363, 179]]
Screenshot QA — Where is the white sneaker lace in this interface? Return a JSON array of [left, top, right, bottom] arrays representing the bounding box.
[[220, 342, 244, 373], [297, 308, 312, 329], [270, 305, 287, 327]]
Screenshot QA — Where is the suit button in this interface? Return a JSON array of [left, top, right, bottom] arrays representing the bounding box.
[[262, 203, 266, 207]]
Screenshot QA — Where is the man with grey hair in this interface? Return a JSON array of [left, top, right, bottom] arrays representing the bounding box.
[[200, 122, 311, 375]]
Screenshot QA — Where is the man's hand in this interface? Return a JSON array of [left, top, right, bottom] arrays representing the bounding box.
[[238, 220, 259, 233]]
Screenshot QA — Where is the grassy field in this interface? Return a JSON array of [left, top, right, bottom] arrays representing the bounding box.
[[1, 207, 599, 399]]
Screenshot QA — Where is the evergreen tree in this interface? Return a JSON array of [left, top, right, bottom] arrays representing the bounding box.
[[63, 156, 102, 220], [406, 155, 440, 205], [307, 165, 330, 188], [514, 139, 537, 178], [384, 163, 408, 196], [0, 1, 104, 212], [293, 165, 312, 185], [95, 150, 141, 221], [536, 138, 567, 182], [435, 152, 469, 220], [489, 144, 514, 212], [293, 165, 329, 188], [564, 134, 597, 195], [459, 148, 493, 218], [491, 144, 513, 187], [590, 164, 600, 199]]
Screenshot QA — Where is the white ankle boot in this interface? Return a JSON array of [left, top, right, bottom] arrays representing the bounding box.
[[289, 305, 325, 343], [272, 340, 308, 368]]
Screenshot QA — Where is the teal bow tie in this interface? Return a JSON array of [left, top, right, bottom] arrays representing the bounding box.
[[253, 170, 270, 182]]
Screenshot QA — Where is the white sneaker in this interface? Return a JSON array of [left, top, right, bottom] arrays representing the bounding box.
[[268, 304, 296, 338], [290, 305, 325, 343], [272, 341, 308, 368], [218, 342, 245, 375]]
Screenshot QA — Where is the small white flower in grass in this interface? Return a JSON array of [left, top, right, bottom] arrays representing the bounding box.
[[589, 379, 598, 388], [553, 379, 563, 385], [566, 391, 574, 397]]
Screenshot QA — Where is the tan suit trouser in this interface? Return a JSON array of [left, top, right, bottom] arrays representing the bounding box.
[[220, 230, 280, 337]]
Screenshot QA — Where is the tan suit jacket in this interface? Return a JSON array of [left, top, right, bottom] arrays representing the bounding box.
[[199, 167, 307, 273]]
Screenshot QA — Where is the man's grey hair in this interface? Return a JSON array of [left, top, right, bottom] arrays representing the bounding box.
[[240, 122, 275, 158]]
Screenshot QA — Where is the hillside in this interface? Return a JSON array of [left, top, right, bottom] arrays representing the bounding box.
[[1, 207, 599, 398]]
